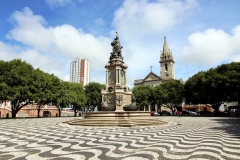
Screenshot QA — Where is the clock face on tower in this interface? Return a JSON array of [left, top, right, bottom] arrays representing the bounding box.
[[165, 73, 169, 77]]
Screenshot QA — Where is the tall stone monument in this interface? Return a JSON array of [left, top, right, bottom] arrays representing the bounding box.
[[67, 33, 166, 126], [101, 32, 132, 111]]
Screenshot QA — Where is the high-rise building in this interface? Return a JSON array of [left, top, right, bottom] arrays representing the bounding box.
[[70, 57, 90, 86]]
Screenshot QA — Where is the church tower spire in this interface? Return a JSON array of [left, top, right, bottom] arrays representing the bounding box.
[[159, 36, 175, 81], [161, 36, 174, 62], [163, 36, 169, 54]]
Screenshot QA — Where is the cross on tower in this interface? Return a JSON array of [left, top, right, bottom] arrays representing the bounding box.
[[150, 65, 153, 72]]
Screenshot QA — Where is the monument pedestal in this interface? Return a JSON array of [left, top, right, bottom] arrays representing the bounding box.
[[65, 111, 165, 127], [83, 111, 150, 119]]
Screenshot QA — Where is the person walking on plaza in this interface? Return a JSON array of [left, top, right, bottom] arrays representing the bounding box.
[[176, 111, 180, 117]]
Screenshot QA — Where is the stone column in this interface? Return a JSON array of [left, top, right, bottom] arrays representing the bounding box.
[[124, 70, 126, 85], [148, 104, 151, 111], [115, 69, 118, 84], [118, 69, 120, 84], [106, 70, 109, 84]]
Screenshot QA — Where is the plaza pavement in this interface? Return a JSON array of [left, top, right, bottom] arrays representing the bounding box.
[[0, 116, 240, 160]]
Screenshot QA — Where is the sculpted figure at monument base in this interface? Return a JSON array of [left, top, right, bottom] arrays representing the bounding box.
[[123, 97, 138, 111], [99, 102, 115, 111]]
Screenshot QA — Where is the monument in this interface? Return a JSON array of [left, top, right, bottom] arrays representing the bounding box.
[[65, 32, 166, 127], [100, 32, 132, 111]]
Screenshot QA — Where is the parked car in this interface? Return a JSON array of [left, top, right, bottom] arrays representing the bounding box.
[[159, 110, 171, 116], [188, 111, 197, 115], [150, 111, 160, 116]]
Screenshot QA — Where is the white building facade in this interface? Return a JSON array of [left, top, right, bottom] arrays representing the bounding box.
[[70, 57, 90, 86]]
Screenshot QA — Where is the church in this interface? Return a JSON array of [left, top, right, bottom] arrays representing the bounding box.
[[134, 36, 175, 87]]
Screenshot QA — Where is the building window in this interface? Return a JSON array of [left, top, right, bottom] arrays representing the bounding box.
[[165, 63, 168, 71]]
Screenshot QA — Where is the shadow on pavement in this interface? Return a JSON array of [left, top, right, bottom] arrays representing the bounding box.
[[210, 117, 240, 138]]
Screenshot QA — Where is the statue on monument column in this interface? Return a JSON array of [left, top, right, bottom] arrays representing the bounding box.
[[110, 32, 123, 60]]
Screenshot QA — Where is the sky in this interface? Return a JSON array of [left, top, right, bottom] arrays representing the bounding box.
[[0, 0, 240, 88]]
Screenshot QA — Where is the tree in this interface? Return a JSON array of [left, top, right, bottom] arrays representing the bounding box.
[[154, 80, 184, 115], [185, 62, 240, 114], [53, 81, 71, 117], [184, 71, 206, 105], [68, 82, 86, 116], [84, 82, 105, 111], [152, 85, 162, 111], [0, 59, 36, 118], [133, 85, 153, 111], [0, 60, 9, 103], [32, 69, 60, 117], [214, 62, 240, 104]]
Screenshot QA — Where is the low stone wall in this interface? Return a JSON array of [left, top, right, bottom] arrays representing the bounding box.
[[0, 105, 59, 118], [19, 108, 59, 117]]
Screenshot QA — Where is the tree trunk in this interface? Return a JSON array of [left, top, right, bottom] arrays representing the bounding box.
[[37, 109, 40, 118], [74, 108, 77, 117], [12, 110, 17, 118], [58, 108, 61, 117], [213, 107, 219, 116], [11, 106, 17, 118], [212, 103, 221, 116]]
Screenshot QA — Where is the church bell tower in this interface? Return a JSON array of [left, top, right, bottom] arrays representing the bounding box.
[[159, 36, 175, 81]]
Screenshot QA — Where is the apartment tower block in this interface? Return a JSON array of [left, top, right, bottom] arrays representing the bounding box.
[[70, 57, 90, 86]]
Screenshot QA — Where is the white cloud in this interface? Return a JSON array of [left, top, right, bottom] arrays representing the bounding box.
[[112, 0, 198, 36], [0, 41, 66, 79], [7, 8, 54, 51], [2, 7, 112, 82], [178, 25, 240, 67]]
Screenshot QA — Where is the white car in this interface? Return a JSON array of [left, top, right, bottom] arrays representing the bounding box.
[[188, 111, 197, 115], [152, 112, 160, 116]]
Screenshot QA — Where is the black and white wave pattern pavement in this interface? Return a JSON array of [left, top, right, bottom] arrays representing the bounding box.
[[0, 117, 240, 160]]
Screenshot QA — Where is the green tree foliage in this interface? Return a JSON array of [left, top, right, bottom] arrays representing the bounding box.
[[0, 59, 36, 118], [52, 81, 71, 117], [214, 62, 240, 103], [152, 86, 161, 111], [68, 82, 86, 116], [154, 80, 184, 115], [32, 69, 59, 117], [0, 60, 8, 101], [0, 59, 88, 118], [53, 81, 86, 117], [184, 71, 206, 105], [84, 82, 105, 111], [133, 85, 153, 110], [185, 62, 240, 113]]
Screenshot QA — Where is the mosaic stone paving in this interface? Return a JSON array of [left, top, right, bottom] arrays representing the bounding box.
[[0, 116, 240, 160]]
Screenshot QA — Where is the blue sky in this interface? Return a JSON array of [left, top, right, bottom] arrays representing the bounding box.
[[0, 0, 240, 88]]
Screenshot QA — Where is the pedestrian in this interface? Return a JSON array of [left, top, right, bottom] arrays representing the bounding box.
[[180, 111, 182, 117]]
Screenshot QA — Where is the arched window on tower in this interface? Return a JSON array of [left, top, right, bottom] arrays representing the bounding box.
[[165, 63, 168, 71]]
